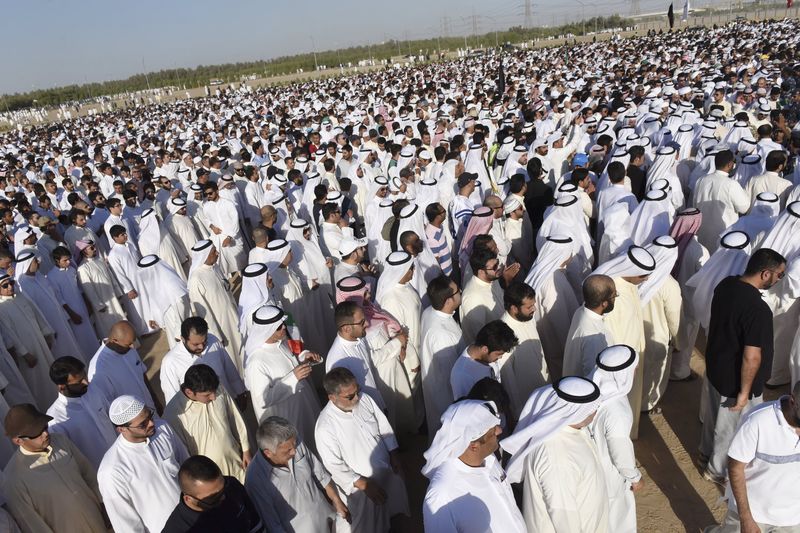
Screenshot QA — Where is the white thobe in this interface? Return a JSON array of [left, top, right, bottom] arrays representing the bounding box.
[[450, 349, 499, 400], [188, 264, 244, 371], [47, 266, 99, 358], [244, 444, 339, 533], [506, 216, 534, 271], [563, 306, 615, 378], [604, 277, 646, 438], [46, 390, 116, 470], [87, 342, 155, 410], [244, 341, 322, 449], [98, 421, 189, 533], [535, 269, 580, 380], [745, 171, 791, 206], [103, 214, 137, 247], [500, 312, 549, 417], [521, 426, 610, 533], [164, 213, 199, 261], [642, 277, 682, 410], [378, 283, 422, 387], [326, 334, 386, 410], [693, 170, 750, 253], [459, 277, 504, 345], [271, 265, 330, 355], [423, 456, 526, 533], [0, 330, 35, 408], [159, 334, 245, 404], [107, 242, 149, 335], [320, 222, 344, 259], [489, 218, 512, 265], [315, 394, 409, 533], [419, 307, 464, 436], [0, 294, 56, 411], [203, 198, 247, 276], [591, 398, 641, 533], [248, 246, 269, 264], [18, 273, 85, 361], [77, 256, 127, 338]]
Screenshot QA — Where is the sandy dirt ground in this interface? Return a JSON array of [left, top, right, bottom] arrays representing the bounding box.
[[138, 327, 784, 532]]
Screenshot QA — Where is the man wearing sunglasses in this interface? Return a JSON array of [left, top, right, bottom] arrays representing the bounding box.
[[701, 248, 787, 485], [98, 394, 189, 533], [2, 403, 107, 532], [163, 455, 264, 533]]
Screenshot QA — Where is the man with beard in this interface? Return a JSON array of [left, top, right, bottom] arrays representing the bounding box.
[[499, 281, 548, 418], [159, 316, 248, 406], [46, 356, 117, 469], [700, 248, 786, 483], [563, 274, 618, 377]]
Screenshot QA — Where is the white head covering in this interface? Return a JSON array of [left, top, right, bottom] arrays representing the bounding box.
[[592, 245, 656, 279], [137, 208, 162, 257], [238, 262, 274, 334], [13, 226, 35, 246], [638, 235, 679, 305], [421, 400, 501, 478], [501, 376, 601, 483], [189, 239, 215, 277], [536, 194, 593, 266], [167, 197, 187, 215], [286, 218, 330, 281], [108, 395, 145, 425], [13, 249, 37, 281], [727, 191, 779, 243], [760, 201, 800, 261], [589, 345, 639, 403], [264, 238, 292, 275], [136, 255, 188, 320], [243, 304, 286, 357], [686, 230, 750, 329], [628, 189, 673, 246], [525, 235, 573, 293], [375, 251, 413, 303]]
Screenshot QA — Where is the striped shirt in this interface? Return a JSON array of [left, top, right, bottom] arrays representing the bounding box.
[[426, 224, 453, 276]]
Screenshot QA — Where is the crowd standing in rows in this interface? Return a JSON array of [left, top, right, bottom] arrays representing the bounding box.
[[0, 17, 799, 533]]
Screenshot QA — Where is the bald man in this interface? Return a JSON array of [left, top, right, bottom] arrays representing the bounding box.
[[87, 321, 158, 411], [249, 226, 269, 263], [563, 275, 617, 377]]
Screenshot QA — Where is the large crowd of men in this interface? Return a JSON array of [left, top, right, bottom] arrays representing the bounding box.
[[0, 16, 798, 533]]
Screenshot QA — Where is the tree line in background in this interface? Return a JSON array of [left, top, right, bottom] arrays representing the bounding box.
[[2, 15, 632, 112]]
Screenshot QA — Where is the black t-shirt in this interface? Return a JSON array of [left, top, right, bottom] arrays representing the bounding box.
[[524, 179, 554, 234], [706, 276, 774, 398], [626, 165, 647, 201], [161, 477, 265, 533]]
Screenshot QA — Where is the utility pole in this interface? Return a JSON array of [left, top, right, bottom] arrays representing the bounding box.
[[310, 36, 319, 71], [525, 0, 533, 28], [142, 58, 152, 92], [472, 7, 478, 48]]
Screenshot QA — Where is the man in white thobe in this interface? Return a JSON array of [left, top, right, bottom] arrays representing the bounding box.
[[98, 395, 189, 533], [315, 367, 409, 532], [106, 224, 149, 335], [499, 281, 549, 418], [501, 376, 608, 533], [46, 356, 117, 469], [563, 274, 617, 377], [326, 301, 387, 411], [693, 150, 750, 253], [592, 245, 656, 438], [459, 248, 505, 344], [160, 316, 247, 406], [244, 305, 322, 449], [420, 275, 466, 437], [165, 198, 200, 259], [450, 320, 518, 400], [187, 240, 244, 371], [75, 239, 127, 338], [0, 274, 57, 411], [87, 321, 157, 411], [135, 254, 190, 348], [422, 400, 526, 532], [202, 182, 247, 278], [590, 345, 643, 533], [164, 364, 252, 483], [245, 416, 350, 532]]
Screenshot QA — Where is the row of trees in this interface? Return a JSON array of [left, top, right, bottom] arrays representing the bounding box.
[[2, 15, 632, 112]]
